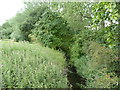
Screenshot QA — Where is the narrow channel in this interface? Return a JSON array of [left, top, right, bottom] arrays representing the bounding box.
[[64, 53, 86, 89]]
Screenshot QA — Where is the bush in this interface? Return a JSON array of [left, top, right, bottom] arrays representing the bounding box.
[[71, 41, 119, 88], [0, 28, 13, 39], [31, 9, 73, 53], [1, 41, 68, 88], [10, 30, 25, 41], [0, 22, 13, 39]]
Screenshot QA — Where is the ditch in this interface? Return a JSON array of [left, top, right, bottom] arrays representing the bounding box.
[[65, 54, 86, 89]]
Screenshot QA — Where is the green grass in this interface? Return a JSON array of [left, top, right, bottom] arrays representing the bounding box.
[[0, 40, 68, 88]]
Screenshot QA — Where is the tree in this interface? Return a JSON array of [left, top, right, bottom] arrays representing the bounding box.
[[32, 9, 72, 51], [91, 2, 119, 48], [0, 22, 13, 39]]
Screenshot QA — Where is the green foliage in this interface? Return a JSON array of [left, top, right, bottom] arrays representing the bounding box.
[[1, 40, 68, 88], [70, 29, 96, 63], [71, 41, 118, 88], [92, 2, 119, 48], [19, 4, 48, 41], [32, 9, 72, 52], [19, 3, 73, 54], [92, 2, 118, 29], [0, 22, 13, 39], [0, 1, 119, 88], [50, 2, 92, 31], [95, 25, 118, 48], [10, 30, 24, 41]]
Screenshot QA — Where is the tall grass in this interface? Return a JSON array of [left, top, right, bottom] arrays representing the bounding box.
[[0, 40, 68, 88]]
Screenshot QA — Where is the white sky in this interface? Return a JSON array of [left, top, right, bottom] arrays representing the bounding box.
[[0, 0, 25, 25]]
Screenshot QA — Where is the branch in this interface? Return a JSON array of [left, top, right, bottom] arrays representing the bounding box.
[[79, 12, 92, 19]]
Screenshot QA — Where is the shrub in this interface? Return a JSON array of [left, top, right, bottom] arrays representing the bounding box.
[[1, 41, 68, 88], [71, 41, 119, 88], [10, 30, 25, 41], [31, 10, 73, 53]]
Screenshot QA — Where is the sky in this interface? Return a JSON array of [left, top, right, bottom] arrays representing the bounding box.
[[0, 0, 25, 25]]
